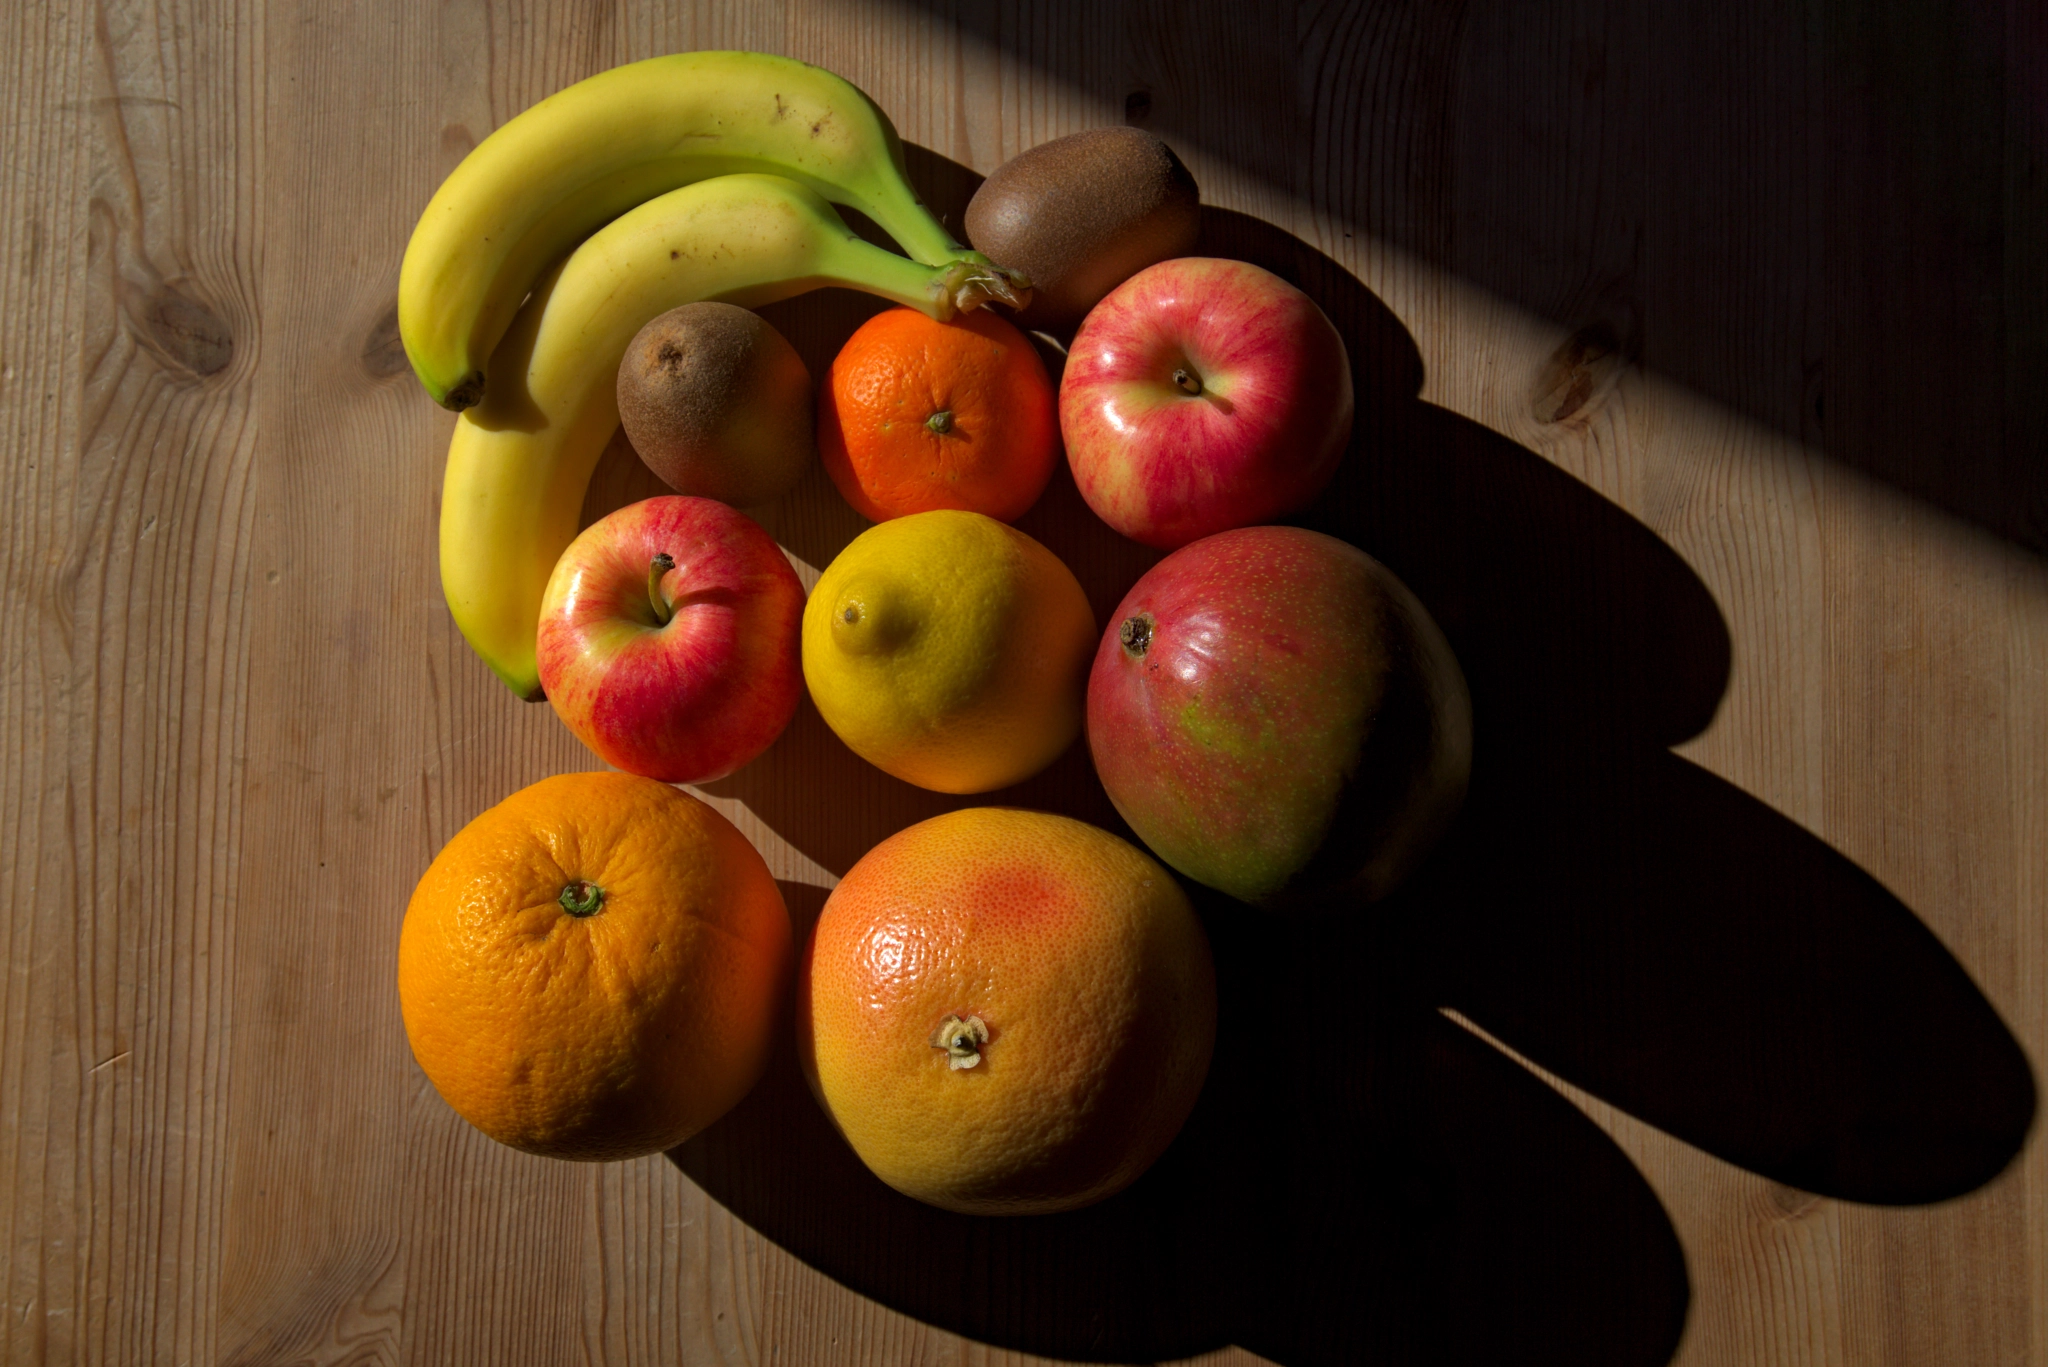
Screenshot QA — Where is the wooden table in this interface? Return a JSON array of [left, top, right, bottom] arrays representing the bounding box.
[[5, 1, 2043, 1362]]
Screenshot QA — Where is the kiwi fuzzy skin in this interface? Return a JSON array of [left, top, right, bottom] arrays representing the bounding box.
[[965, 127, 1202, 334], [617, 303, 814, 508]]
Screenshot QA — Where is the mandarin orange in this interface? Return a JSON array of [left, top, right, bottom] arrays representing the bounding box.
[[798, 807, 1215, 1214], [817, 306, 1058, 523], [398, 772, 790, 1161]]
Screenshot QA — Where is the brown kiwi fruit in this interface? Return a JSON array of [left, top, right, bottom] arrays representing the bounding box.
[[965, 127, 1201, 334], [616, 302, 814, 507]]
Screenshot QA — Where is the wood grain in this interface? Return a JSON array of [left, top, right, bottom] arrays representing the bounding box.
[[2, 0, 2042, 1363]]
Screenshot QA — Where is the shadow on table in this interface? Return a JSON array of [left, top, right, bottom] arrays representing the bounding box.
[[670, 150, 2035, 1367], [884, 0, 2048, 560], [675, 879, 1689, 1366]]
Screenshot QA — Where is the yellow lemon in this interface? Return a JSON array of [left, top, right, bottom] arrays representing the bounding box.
[[803, 510, 1096, 793]]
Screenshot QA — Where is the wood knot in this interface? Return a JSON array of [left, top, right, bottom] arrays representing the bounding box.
[[1532, 319, 1627, 426], [439, 123, 475, 164], [1763, 1180, 1824, 1220], [135, 285, 233, 378], [361, 302, 409, 379]]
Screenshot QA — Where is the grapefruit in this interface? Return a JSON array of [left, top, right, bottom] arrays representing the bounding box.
[[797, 807, 1216, 1214]]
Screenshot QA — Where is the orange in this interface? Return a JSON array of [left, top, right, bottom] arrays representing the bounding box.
[[818, 305, 1058, 523], [398, 772, 790, 1161], [797, 808, 1216, 1214]]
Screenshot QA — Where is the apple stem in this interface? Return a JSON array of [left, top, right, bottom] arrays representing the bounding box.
[[1171, 367, 1203, 396], [649, 553, 676, 625], [1120, 613, 1155, 657]]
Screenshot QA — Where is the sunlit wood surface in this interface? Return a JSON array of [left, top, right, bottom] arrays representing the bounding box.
[[3, 0, 2043, 1363]]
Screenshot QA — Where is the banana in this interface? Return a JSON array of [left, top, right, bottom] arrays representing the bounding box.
[[440, 172, 1024, 700], [401, 50, 1010, 410]]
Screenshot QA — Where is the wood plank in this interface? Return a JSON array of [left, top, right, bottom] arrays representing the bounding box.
[[0, 0, 2040, 1363], [3, 0, 262, 1361]]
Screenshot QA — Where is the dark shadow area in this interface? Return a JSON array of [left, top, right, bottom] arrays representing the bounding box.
[[676, 882, 1692, 1367], [888, 0, 2048, 556], [1302, 372, 2036, 1204], [1299, 396, 1732, 758], [701, 683, 1131, 878], [1414, 751, 2038, 1203], [668, 145, 2034, 1366]]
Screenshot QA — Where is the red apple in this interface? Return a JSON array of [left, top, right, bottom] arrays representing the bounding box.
[[1060, 257, 1353, 549], [537, 496, 804, 783], [1087, 526, 1471, 910]]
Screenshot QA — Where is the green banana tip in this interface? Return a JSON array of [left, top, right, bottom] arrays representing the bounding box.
[[478, 653, 545, 701]]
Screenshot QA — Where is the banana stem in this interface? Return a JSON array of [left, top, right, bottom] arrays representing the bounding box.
[[781, 239, 1027, 323], [939, 260, 1032, 316]]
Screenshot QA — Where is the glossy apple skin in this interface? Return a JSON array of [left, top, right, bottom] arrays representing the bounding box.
[[537, 496, 804, 784], [1060, 257, 1354, 550], [1086, 526, 1471, 911]]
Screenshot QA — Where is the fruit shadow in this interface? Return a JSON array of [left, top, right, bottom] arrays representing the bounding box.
[[674, 881, 1689, 1367], [890, 0, 2048, 561], [1298, 360, 2036, 1208], [669, 156, 2032, 1367], [1194, 202, 2033, 1210]]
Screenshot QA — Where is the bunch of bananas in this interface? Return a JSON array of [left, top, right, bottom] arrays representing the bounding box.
[[400, 51, 1029, 698]]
